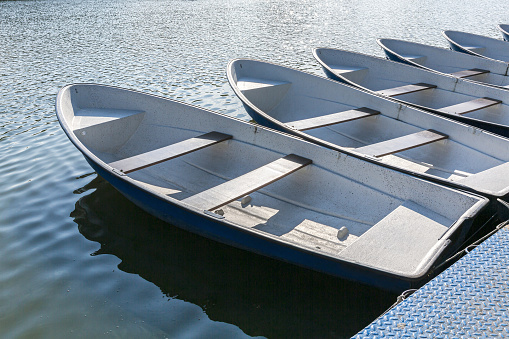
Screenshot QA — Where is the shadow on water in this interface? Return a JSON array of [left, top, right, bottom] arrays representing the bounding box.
[[71, 176, 397, 338]]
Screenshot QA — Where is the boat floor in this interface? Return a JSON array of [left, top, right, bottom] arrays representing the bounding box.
[[80, 111, 459, 273], [117, 151, 454, 271], [127, 159, 372, 256]]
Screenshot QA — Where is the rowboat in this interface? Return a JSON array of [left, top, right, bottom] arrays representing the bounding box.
[[442, 30, 509, 63], [377, 38, 509, 90], [57, 83, 493, 292], [227, 59, 509, 202], [499, 24, 509, 41], [312, 47, 509, 137]]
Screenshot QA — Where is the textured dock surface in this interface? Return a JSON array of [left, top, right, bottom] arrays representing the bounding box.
[[355, 226, 509, 338]]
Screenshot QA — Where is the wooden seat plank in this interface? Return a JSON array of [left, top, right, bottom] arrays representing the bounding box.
[[355, 129, 448, 157], [286, 107, 380, 131], [108, 131, 232, 173], [182, 154, 312, 211], [376, 83, 437, 97], [437, 97, 502, 115], [450, 68, 490, 78]]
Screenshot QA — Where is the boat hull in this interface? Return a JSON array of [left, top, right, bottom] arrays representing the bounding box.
[[87, 155, 494, 293]]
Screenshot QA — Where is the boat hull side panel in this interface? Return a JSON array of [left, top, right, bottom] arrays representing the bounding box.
[[86, 156, 477, 293]]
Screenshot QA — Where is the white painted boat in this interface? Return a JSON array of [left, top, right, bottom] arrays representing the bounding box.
[[227, 59, 509, 202], [499, 24, 509, 41], [313, 48, 509, 137], [443, 30, 509, 63], [377, 38, 509, 90], [56, 83, 494, 292]]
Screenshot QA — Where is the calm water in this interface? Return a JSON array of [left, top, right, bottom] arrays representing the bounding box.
[[1, 0, 508, 337]]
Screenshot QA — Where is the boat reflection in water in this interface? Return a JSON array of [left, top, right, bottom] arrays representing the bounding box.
[[71, 176, 396, 338]]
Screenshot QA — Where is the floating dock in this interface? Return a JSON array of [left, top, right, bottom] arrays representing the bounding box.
[[355, 224, 509, 338]]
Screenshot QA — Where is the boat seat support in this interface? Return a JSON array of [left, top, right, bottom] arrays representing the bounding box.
[[108, 131, 232, 174], [286, 107, 380, 131], [438, 97, 502, 115], [376, 83, 437, 97], [450, 68, 490, 78], [355, 129, 448, 157], [182, 154, 312, 211]]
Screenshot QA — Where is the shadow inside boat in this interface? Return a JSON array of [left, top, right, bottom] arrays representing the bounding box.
[[71, 175, 397, 338]]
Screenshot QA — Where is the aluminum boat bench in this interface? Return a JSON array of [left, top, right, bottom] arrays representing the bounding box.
[[450, 68, 490, 78], [437, 97, 502, 115], [108, 131, 232, 173], [355, 129, 448, 158], [286, 107, 380, 131], [182, 154, 312, 212], [376, 83, 437, 97]]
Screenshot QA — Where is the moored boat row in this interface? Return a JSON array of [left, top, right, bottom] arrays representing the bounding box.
[[56, 24, 509, 292], [57, 84, 499, 292], [378, 26, 509, 90]]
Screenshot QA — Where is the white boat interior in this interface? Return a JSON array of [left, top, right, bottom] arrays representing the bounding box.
[[227, 59, 509, 199], [443, 30, 509, 63], [377, 38, 509, 89], [313, 48, 509, 126], [57, 84, 488, 279]]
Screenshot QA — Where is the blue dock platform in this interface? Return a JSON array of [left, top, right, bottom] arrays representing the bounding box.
[[355, 224, 509, 338]]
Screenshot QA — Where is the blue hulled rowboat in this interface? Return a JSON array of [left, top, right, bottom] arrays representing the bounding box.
[[57, 83, 495, 292]]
